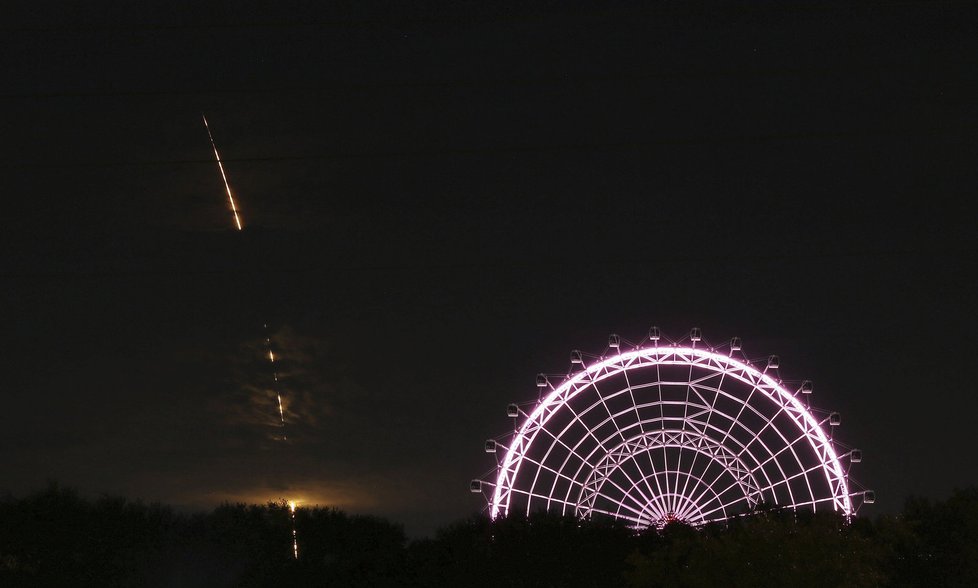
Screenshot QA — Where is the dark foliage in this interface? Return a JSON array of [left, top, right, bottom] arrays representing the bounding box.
[[2, 483, 978, 587]]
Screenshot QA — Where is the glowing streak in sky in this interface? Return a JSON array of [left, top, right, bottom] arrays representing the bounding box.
[[265, 332, 288, 440], [201, 114, 243, 231], [200, 121, 300, 560]]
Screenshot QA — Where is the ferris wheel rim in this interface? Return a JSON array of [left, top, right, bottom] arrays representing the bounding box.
[[489, 344, 853, 523]]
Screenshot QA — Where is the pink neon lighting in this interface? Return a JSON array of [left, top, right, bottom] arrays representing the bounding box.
[[490, 346, 852, 521]]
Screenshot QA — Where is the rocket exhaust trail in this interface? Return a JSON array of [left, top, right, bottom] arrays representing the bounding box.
[[202, 114, 244, 231], [202, 117, 299, 558], [265, 326, 288, 440]]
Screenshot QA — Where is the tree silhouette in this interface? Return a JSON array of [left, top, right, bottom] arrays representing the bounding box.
[[3, 483, 978, 587]]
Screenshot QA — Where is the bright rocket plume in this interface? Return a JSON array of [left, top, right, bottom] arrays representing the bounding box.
[[201, 114, 244, 231]]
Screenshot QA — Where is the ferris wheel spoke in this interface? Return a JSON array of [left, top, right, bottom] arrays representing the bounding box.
[[619, 448, 669, 519], [558, 418, 663, 519], [632, 457, 672, 522], [529, 426, 617, 511], [702, 437, 784, 505], [707, 397, 806, 507], [688, 462, 746, 515], [632, 470, 713, 523], [737, 385, 824, 510], [679, 451, 741, 521], [589, 479, 654, 521], [611, 479, 666, 523], [558, 404, 705, 517], [700, 418, 785, 504], [618, 365, 671, 516], [621, 359, 646, 437], [578, 373, 663, 512], [615, 415, 776, 518], [694, 369, 727, 438], [643, 447, 670, 518], [679, 462, 728, 520], [695, 460, 760, 514], [734, 402, 791, 463], [532, 422, 661, 515], [675, 486, 711, 522], [675, 444, 702, 513], [744, 425, 809, 476], [659, 442, 673, 514], [597, 458, 664, 520], [559, 395, 675, 514], [744, 426, 818, 505], [623, 473, 674, 522], [714, 379, 761, 463], [673, 448, 687, 514], [753, 459, 829, 497], [689, 429, 782, 511], [560, 400, 612, 456], [690, 468, 756, 519], [585, 372, 630, 444], [510, 456, 581, 514], [696, 491, 753, 521], [507, 487, 646, 523], [526, 397, 616, 511]]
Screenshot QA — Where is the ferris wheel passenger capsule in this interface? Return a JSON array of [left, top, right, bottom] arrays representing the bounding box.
[[608, 334, 620, 348], [485, 439, 497, 453], [863, 490, 876, 504], [649, 326, 661, 341], [730, 337, 742, 351], [767, 355, 780, 369], [829, 412, 842, 426], [850, 449, 862, 463], [690, 328, 702, 342], [507, 403, 519, 418], [799, 380, 814, 394], [470, 480, 483, 493], [536, 374, 548, 388], [570, 350, 583, 364]]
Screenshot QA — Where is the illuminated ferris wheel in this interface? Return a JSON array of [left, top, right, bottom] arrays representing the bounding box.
[[472, 328, 873, 528]]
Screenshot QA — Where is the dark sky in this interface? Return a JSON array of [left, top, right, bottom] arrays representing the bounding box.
[[3, 2, 977, 536]]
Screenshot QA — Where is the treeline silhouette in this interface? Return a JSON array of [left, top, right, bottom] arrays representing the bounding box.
[[1, 483, 977, 587]]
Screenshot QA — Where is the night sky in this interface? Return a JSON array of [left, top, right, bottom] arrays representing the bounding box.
[[3, 2, 977, 536]]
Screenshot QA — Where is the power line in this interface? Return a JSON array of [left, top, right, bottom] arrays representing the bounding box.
[[3, 123, 972, 170], [2, 2, 947, 34], [2, 247, 974, 281], [5, 58, 966, 101]]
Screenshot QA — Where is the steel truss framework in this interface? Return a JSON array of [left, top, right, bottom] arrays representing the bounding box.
[[477, 333, 870, 528]]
